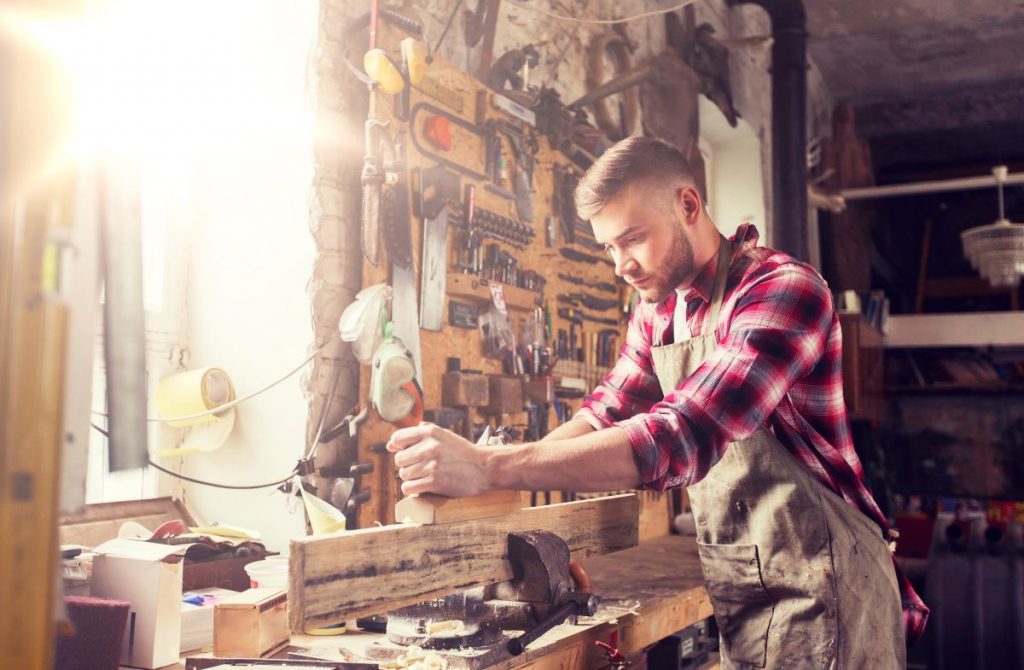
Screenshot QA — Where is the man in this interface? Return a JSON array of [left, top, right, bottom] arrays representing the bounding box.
[[388, 136, 927, 668]]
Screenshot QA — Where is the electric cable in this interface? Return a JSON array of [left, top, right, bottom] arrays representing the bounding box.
[[88, 344, 334, 490], [91, 349, 319, 424], [90, 421, 300, 490], [146, 459, 298, 490], [431, 0, 463, 58], [304, 355, 346, 461], [503, 0, 697, 25]]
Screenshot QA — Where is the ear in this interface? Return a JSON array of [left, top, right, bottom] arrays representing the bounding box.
[[675, 185, 703, 223]]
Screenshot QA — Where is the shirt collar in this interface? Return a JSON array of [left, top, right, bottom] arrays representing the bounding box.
[[680, 223, 760, 304]]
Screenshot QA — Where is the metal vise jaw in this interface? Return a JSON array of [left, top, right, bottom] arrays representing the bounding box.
[[492, 530, 574, 617], [491, 530, 598, 655]]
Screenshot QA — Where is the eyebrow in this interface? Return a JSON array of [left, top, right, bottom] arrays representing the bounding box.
[[596, 226, 642, 247], [608, 225, 643, 245]]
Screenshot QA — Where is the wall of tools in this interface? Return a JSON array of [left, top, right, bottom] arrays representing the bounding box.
[[354, 25, 631, 527]]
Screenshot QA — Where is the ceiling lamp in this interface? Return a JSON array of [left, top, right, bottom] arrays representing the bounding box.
[[961, 166, 1024, 288]]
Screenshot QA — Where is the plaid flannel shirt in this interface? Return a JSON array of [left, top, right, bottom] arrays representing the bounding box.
[[575, 224, 928, 642]]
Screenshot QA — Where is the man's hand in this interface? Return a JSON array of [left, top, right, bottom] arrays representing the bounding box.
[[386, 423, 493, 497]]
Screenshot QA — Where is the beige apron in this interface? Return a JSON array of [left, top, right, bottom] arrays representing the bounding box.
[[651, 238, 905, 669]]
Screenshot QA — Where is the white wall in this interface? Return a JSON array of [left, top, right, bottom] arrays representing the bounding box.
[[78, 3, 318, 550], [169, 2, 319, 553], [700, 96, 767, 246]]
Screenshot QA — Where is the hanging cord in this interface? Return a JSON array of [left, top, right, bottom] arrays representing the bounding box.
[[89, 400, 363, 490], [91, 349, 319, 424], [89, 421, 299, 490], [503, 0, 697, 25], [147, 459, 298, 490], [305, 354, 346, 459], [87, 340, 360, 490], [431, 0, 463, 58]]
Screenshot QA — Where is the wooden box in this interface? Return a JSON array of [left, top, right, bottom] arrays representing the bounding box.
[[523, 376, 554, 404], [442, 371, 489, 407], [485, 375, 523, 414], [213, 588, 288, 658]]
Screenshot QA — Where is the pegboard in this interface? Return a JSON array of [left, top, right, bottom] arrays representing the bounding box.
[[355, 26, 628, 527]]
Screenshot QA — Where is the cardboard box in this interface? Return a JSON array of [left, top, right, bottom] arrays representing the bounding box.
[[89, 538, 192, 669], [60, 497, 196, 548], [213, 588, 288, 658], [61, 498, 270, 593]]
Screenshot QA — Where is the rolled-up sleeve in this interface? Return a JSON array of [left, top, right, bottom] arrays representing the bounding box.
[[615, 263, 834, 490], [575, 301, 661, 430]]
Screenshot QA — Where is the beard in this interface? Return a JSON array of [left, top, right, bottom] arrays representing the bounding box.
[[636, 224, 695, 303]]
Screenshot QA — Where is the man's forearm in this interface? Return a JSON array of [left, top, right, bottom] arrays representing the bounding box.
[[541, 417, 595, 441], [486, 426, 643, 492]]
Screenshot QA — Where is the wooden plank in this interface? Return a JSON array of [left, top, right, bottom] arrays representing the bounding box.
[[288, 494, 639, 631], [394, 490, 523, 525], [636, 491, 672, 542]]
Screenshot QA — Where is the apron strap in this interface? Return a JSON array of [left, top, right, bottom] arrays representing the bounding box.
[[708, 235, 732, 328]]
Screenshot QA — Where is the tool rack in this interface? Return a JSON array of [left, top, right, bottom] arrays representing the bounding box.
[[353, 24, 654, 529]]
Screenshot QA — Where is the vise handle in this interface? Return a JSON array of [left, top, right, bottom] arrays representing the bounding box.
[[506, 591, 598, 656]]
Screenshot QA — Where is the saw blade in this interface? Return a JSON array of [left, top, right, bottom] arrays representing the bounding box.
[[419, 208, 449, 332], [382, 180, 413, 270]]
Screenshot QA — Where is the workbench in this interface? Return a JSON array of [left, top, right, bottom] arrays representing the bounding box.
[[165, 535, 712, 670], [485, 534, 713, 669]]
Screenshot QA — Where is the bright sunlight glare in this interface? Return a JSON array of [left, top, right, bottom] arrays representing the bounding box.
[[1, 1, 315, 169]]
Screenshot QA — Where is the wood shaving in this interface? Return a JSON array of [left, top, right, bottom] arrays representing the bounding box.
[[385, 644, 449, 670], [426, 619, 464, 635]]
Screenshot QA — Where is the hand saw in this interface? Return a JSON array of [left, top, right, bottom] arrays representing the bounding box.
[[419, 207, 449, 332]]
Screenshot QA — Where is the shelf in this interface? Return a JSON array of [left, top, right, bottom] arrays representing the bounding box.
[[887, 383, 1024, 395], [885, 312, 1024, 348], [446, 272, 541, 313]]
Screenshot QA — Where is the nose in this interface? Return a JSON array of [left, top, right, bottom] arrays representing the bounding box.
[[614, 251, 637, 278]]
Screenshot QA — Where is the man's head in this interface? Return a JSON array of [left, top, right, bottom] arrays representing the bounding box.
[[575, 136, 710, 303]]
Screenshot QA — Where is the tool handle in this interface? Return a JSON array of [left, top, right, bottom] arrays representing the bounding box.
[[507, 599, 576, 656], [507, 593, 597, 656]]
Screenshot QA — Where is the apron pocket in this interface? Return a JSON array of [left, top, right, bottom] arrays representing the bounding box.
[[697, 542, 774, 668]]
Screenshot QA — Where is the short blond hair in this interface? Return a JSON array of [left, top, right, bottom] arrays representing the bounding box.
[[574, 136, 698, 221]]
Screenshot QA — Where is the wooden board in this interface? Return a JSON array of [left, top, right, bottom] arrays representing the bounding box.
[[637, 490, 673, 542], [288, 494, 639, 631], [394, 490, 523, 525]]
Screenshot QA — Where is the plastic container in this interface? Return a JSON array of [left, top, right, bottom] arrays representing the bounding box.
[[243, 558, 288, 590]]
